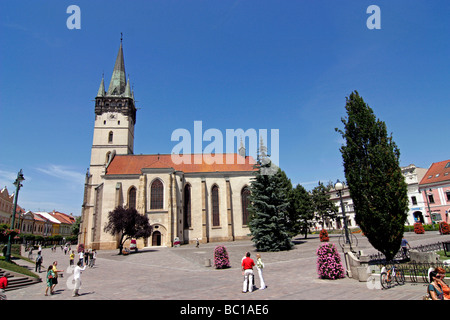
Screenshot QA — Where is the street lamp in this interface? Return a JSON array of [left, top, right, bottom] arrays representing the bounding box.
[[335, 179, 350, 246], [5, 169, 25, 262]]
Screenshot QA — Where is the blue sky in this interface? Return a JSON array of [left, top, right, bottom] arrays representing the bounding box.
[[1, 1, 449, 216]]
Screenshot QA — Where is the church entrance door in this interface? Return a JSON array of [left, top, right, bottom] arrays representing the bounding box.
[[152, 231, 161, 246]]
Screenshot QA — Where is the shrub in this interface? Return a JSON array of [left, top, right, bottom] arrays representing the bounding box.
[[213, 245, 231, 269], [319, 229, 329, 242], [439, 221, 450, 235], [414, 222, 425, 234], [316, 243, 345, 280]]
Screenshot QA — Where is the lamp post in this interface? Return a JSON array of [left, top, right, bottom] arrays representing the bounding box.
[[335, 179, 350, 246], [5, 169, 25, 262]]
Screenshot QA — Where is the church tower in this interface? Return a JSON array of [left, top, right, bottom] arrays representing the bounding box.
[[80, 38, 137, 249], [90, 39, 136, 184]]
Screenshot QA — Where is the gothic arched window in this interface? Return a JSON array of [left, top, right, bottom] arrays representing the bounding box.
[[128, 186, 136, 209], [241, 187, 251, 226], [108, 131, 113, 143], [212, 185, 220, 226], [183, 184, 191, 228], [150, 179, 163, 209]]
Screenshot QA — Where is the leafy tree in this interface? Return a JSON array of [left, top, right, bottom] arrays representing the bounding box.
[[311, 182, 338, 229], [336, 91, 408, 261], [103, 207, 152, 254], [248, 159, 293, 252], [72, 216, 81, 236], [290, 184, 315, 239]]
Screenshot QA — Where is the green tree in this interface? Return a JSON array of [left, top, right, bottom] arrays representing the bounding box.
[[248, 160, 293, 252], [290, 184, 314, 239], [103, 207, 152, 255], [336, 91, 408, 261], [311, 182, 338, 229]]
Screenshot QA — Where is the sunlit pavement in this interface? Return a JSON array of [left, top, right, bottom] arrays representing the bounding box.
[[5, 232, 449, 301]]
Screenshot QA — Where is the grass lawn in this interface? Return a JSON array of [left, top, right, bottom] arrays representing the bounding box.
[[0, 244, 40, 279]]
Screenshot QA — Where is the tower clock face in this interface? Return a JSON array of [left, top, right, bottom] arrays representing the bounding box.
[[108, 113, 117, 120]]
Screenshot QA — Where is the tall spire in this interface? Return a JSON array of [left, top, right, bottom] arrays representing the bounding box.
[[106, 34, 127, 96]]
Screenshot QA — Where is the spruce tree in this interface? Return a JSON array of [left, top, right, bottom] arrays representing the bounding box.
[[336, 91, 409, 261], [248, 158, 293, 252]]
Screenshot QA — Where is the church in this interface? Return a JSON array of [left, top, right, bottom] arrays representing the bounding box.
[[79, 41, 257, 250]]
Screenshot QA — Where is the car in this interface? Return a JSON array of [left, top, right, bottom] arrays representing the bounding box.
[[130, 239, 138, 252]]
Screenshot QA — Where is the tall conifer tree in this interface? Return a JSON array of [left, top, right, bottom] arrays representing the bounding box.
[[336, 91, 408, 261], [248, 149, 293, 252]]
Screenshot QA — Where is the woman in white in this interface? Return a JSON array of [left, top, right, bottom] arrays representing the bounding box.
[[256, 254, 266, 289], [72, 260, 87, 297]]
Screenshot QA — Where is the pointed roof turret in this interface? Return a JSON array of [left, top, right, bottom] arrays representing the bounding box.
[[96, 75, 105, 97], [107, 36, 127, 96], [124, 76, 132, 98]]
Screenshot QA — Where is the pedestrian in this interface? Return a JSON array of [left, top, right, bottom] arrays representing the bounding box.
[[435, 267, 449, 300], [78, 250, 84, 266], [0, 274, 8, 300], [69, 250, 75, 266], [50, 261, 63, 294], [428, 269, 446, 300], [89, 249, 97, 268], [84, 249, 89, 266], [35, 251, 43, 273], [38, 244, 42, 255], [255, 253, 266, 290], [241, 252, 255, 293], [45, 265, 55, 296], [72, 260, 87, 297], [400, 237, 411, 259], [196, 238, 199, 248]]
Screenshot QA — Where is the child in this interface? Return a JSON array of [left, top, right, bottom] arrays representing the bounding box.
[[69, 250, 75, 266], [256, 253, 266, 290]]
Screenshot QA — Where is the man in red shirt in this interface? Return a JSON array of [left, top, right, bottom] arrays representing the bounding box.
[[0, 275, 8, 300], [241, 252, 255, 293]]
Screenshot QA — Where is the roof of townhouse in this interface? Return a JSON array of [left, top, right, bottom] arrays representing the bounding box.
[[35, 211, 61, 224], [51, 211, 75, 224], [419, 159, 450, 186]]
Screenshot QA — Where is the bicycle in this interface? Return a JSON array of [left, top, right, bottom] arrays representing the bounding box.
[[338, 229, 358, 249], [380, 263, 405, 289]]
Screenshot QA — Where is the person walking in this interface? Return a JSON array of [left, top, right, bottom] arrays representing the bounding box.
[[89, 250, 96, 268], [241, 252, 255, 293], [45, 265, 55, 296], [69, 250, 75, 266], [50, 261, 63, 294], [400, 237, 411, 259], [35, 251, 43, 273], [78, 250, 84, 266], [72, 260, 87, 297], [255, 253, 266, 290]]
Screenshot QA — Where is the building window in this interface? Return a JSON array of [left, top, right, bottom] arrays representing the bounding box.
[[128, 187, 136, 209], [212, 185, 220, 226], [428, 194, 435, 204], [108, 131, 113, 143], [446, 191, 450, 202], [183, 184, 191, 228], [411, 196, 417, 205], [150, 179, 163, 209], [241, 187, 251, 226]]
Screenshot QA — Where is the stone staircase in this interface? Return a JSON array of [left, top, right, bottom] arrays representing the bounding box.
[[1, 267, 42, 292]]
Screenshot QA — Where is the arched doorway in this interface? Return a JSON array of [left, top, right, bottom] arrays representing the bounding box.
[[413, 211, 424, 224], [152, 231, 162, 246]]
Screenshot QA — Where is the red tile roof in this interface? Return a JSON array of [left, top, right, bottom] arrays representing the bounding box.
[[106, 154, 257, 175], [419, 159, 450, 186]]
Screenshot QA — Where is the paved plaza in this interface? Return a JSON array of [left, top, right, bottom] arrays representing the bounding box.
[[4, 232, 449, 301]]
